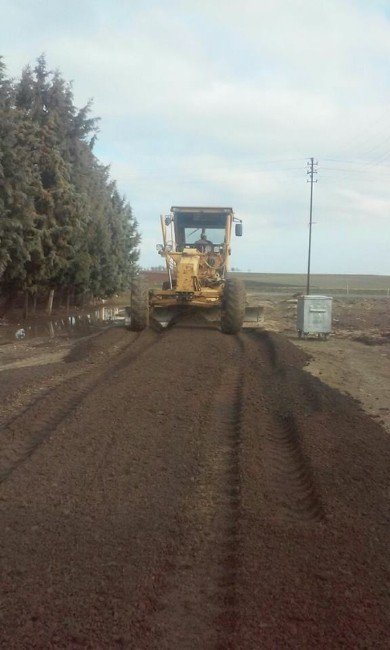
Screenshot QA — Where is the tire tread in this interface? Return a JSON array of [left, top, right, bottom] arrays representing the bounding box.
[[130, 277, 149, 331], [221, 279, 246, 334]]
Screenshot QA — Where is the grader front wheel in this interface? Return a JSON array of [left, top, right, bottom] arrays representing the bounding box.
[[129, 277, 149, 331], [221, 279, 246, 334]]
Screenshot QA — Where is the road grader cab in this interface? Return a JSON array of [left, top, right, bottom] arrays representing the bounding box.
[[128, 206, 260, 333]]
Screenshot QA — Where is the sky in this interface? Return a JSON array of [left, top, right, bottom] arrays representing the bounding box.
[[1, 0, 390, 274]]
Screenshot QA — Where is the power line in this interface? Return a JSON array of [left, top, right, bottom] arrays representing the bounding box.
[[333, 105, 390, 160], [322, 157, 389, 166]]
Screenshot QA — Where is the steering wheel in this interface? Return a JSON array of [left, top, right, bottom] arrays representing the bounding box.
[[195, 240, 213, 254]]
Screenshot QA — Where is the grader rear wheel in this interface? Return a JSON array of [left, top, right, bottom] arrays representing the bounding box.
[[221, 279, 246, 334], [129, 277, 149, 331]]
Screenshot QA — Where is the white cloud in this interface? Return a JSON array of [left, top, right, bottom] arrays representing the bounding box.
[[1, 0, 389, 272], [340, 188, 390, 219]]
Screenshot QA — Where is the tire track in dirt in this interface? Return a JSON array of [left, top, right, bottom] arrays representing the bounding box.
[[0, 328, 160, 483], [134, 334, 245, 649], [213, 337, 244, 647], [241, 331, 324, 522], [253, 330, 278, 367], [1, 322, 389, 647], [235, 329, 389, 647], [264, 411, 324, 521]]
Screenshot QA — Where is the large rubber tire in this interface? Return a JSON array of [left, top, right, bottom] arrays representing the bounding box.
[[129, 277, 149, 331], [221, 279, 246, 334]]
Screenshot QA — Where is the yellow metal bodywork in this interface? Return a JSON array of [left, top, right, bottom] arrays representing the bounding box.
[[146, 208, 262, 329], [175, 249, 199, 292], [150, 210, 232, 315]]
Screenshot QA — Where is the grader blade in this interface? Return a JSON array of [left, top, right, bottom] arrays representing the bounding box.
[[150, 307, 184, 329], [151, 308, 177, 329], [243, 306, 263, 328], [201, 306, 221, 322]]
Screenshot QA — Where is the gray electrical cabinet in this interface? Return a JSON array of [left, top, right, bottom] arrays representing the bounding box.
[[297, 295, 332, 339]]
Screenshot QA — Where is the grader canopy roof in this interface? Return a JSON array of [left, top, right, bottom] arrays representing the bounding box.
[[171, 206, 233, 229], [171, 207, 233, 246]]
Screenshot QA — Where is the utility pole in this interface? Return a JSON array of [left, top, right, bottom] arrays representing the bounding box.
[[306, 157, 318, 294]]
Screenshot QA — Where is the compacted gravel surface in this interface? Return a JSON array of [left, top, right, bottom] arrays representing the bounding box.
[[0, 322, 389, 648]]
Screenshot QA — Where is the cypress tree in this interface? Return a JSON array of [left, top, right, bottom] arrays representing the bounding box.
[[0, 54, 140, 304], [0, 58, 43, 294]]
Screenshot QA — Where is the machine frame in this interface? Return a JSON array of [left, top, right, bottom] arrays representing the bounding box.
[[150, 206, 241, 312]]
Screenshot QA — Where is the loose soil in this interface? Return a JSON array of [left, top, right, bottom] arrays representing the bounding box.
[[251, 295, 390, 433], [0, 311, 389, 648]]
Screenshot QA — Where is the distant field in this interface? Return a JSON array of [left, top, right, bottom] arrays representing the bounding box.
[[230, 273, 390, 296], [143, 270, 390, 296], [229, 273, 390, 295]]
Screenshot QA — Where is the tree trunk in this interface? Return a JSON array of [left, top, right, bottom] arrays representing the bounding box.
[[66, 288, 71, 313], [0, 259, 7, 282], [32, 293, 37, 314], [23, 291, 29, 319], [46, 289, 54, 315], [0, 294, 14, 319]]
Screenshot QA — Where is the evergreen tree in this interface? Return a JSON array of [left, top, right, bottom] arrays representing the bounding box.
[[0, 58, 43, 292], [0, 54, 140, 304]]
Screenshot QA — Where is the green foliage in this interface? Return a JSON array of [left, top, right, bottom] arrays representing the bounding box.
[[0, 54, 140, 300]]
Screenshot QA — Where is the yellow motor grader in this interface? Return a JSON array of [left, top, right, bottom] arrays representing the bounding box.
[[128, 206, 260, 333]]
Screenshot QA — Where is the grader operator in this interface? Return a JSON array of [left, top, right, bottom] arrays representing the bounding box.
[[193, 230, 213, 253], [128, 206, 259, 334]]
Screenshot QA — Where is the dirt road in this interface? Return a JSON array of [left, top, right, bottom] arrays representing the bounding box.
[[0, 322, 389, 648]]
